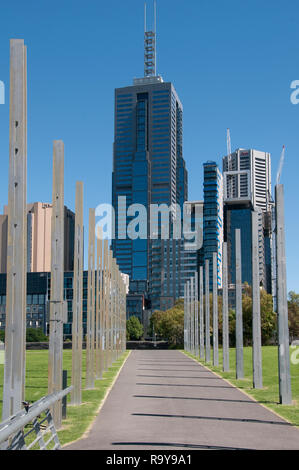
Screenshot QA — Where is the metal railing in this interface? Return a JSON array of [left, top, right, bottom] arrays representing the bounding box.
[[0, 386, 73, 450]]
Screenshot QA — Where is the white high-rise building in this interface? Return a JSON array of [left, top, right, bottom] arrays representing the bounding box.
[[223, 149, 271, 212], [222, 148, 273, 293]]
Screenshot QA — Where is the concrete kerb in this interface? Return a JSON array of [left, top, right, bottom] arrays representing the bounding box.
[[181, 350, 299, 430], [61, 350, 132, 448]]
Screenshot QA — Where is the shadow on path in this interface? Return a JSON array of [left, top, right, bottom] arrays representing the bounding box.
[[132, 412, 297, 427], [111, 441, 251, 450], [133, 394, 276, 405]]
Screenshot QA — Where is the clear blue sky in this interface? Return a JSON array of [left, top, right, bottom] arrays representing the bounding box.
[[0, 0, 298, 292]]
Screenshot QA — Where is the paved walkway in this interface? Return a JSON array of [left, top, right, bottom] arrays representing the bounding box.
[[64, 350, 299, 450]]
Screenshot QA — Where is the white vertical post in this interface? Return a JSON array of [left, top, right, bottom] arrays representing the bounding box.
[[205, 259, 210, 362], [199, 266, 205, 359], [222, 242, 229, 372], [275, 185, 292, 404], [86, 208, 95, 389], [213, 252, 219, 366], [2, 39, 27, 421], [252, 210, 263, 389], [71, 182, 83, 404], [48, 140, 65, 429], [235, 229, 244, 379], [194, 272, 199, 357]]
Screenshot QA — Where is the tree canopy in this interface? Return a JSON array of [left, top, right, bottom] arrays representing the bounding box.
[[126, 316, 144, 341]]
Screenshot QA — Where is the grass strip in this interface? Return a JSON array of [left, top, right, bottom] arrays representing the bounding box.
[[184, 346, 299, 428]]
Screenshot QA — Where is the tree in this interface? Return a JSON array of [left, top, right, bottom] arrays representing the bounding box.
[[0, 329, 4, 342], [229, 287, 276, 346], [150, 299, 184, 347], [26, 328, 48, 342], [288, 291, 299, 340], [126, 316, 144, 341]]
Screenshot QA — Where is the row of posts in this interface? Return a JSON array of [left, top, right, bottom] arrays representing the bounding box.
[[1, 39, 127, 430], [184, 191, 292, 405]]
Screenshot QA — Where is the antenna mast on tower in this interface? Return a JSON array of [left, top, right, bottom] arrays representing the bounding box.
[[226, 128, 233, 198], [144, 1, 157, 77]]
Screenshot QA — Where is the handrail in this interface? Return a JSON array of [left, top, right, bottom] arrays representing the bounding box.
[[0, 386, 73, 445]]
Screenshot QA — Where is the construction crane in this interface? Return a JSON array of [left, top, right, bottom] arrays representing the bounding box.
[[226, 128, 233, 198], [276, 145, 285, 186]]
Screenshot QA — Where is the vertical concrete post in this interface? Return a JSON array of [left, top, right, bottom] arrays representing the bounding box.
[[190, 277, 194, 355], [99, 232, 105, 372], [188, 280, 191, 353], [48, 140, 65, 429], [184, 283, 187, 350], [86, 208, 95, 389], [2, 39, 27, 421], [252, 210, 263, 389], [235, 229, 244, 379], [71, 182, 83, 405], [186, 281, 190, 352], [111, 256, 116, 364], [194, 272, 199, 357], [275, 185, 292, 404], [213, 252, 219, 366], [205, 259, 210, 362], [103, 239, 109, 371], [222, 242, 230, 372], [108, 250, 113, 368], [199, 266, 205, 359], [96, 227, 103, 379]]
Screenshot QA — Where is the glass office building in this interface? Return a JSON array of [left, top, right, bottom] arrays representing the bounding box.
[[0, 272, 89, 339], [225, 205, 253, 285], [201, 162, 223, 290], [112, 76, 188, 312]]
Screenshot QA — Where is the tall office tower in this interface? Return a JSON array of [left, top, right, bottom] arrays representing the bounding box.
[[0, 202, 75, 273], [112, 6, 188, 312], [201, 162, 223, 290], [180, 200, 203, 295], [223, 149, 272, 211], [223, 148, 273, 292]]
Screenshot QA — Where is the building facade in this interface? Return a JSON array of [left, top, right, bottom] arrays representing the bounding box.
[[222, 148, 273, 293], [112, 76, 188, 312], [201, 162, 223, 290], [0, 271, 88, 338], [0, 202, 75, 274]]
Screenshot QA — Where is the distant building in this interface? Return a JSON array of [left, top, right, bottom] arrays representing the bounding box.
[[0, 271, 88, 338], [0, 202, 75, 273], [222, 149, 273, 293], [223, 149, 272, 211], [126, 279, 151, 334], [201, 162, 223, 290], [180, 200, 203, 295]]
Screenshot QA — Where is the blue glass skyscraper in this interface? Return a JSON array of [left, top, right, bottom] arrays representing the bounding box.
[[201, 161, 223, 290]]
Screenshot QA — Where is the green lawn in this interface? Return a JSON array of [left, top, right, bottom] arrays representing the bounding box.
[[184, 346, 299, 427], [0, 349, 130, 447]]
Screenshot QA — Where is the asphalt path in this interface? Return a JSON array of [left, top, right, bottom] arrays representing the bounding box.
[[64, 350, 299, 450]]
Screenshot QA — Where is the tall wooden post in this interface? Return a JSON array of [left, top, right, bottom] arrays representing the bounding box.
[[199, 266, 205, 360], [275, 185, 292, 404], [107, 250, 113, 368], [194, 272, 199, 357], [213, 252, 219, 366], [96, 227, 103, 379], [235, 229, 244, 379], [205, 259, 210, 362], [252, 210, 263, 389], [103, 239, 109, 371], [190, 277, 194, 355], [222, 242, 229, 372], [86, 209, 95, 389], [71, 182, 83, 405], [2, 39, 27, 421], [48, 140, 65, 429]]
